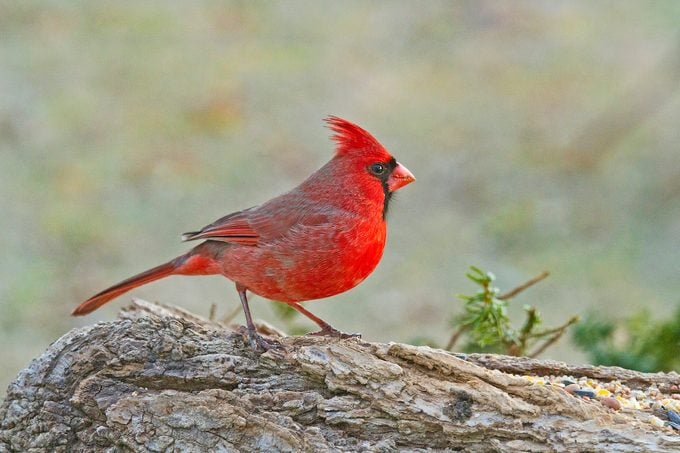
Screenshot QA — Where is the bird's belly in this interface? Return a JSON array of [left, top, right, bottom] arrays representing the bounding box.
[[220, 224, 387, 302]]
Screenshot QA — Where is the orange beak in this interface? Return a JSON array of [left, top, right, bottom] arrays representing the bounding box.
[[387, 162, 415, 192]]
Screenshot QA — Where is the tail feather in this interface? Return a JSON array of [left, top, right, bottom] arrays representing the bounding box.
[[72, 259, 180, 316]]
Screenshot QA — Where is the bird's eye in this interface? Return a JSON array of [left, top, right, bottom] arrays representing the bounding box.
[[369, 163, 386, 176]]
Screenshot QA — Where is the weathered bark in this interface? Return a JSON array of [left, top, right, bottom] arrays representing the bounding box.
[[1, 300, 679, 452]]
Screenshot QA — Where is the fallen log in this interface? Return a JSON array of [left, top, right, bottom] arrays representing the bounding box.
[[1, 299, 679, 452]]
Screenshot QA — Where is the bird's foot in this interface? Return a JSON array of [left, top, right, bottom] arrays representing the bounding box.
[[236, 326, 282, 351], [308, 326, 361, 339]]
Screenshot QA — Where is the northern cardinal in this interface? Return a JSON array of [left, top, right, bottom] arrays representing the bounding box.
[[72, 116, 415, 349]]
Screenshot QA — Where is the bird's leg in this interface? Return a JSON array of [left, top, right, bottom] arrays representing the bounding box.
[[288, 302, 361, 339], [237, 286, 278, 351]]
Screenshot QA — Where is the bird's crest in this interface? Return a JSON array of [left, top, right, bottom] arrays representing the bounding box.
[[325, 116, 386, 156]]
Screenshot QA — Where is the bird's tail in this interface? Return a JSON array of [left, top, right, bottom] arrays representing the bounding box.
[[72, 251, 217, 316]]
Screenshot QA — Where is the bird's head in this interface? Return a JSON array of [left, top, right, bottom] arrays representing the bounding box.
[[325, 116, 415, 194]]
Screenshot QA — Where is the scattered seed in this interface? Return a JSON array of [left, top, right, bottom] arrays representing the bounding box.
[[596, 388, 612, 398], [601, 397, 621, 411], [574, 389, 596, 399], [667, 410, 680, 425], [631, 390, 646, 400], [565, 383, 580, 394], [509, 373, 680, 433], [650, 416, 666, 427]]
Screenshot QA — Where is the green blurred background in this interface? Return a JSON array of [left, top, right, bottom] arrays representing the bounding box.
[[1, 1, 679, 390]]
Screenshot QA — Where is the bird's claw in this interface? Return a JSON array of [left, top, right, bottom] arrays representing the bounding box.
[[237, 326, 282, 351], [251, 334, 279, 351], [308, 327, 361, 339]]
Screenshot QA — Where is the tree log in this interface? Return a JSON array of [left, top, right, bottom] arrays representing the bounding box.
[[1, 300, 679, 452]]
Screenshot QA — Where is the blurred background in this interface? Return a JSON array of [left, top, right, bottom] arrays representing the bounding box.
[[1, 1, 679, 390]]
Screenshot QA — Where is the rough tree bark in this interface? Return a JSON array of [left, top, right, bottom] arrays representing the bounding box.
[[1, 300, 679, 452]]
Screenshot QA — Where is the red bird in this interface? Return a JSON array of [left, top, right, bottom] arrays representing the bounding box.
[[72, 117, 415, 348]]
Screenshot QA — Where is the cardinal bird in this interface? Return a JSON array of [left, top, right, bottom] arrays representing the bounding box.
[[72, 116, 415, 349]]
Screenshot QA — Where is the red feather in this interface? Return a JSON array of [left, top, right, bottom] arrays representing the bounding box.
[[325, 116, 387, 157], [182, 210, 260, 245]]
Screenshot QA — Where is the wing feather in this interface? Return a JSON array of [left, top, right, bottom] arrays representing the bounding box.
[[182, 209, 260, 245], [181, 197, 336, 246]]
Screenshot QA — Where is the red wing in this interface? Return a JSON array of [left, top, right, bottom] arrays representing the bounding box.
[[182, 209, 260, 246], [182, 196, 335, 246]]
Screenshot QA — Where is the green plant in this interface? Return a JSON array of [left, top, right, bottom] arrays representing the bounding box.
[[572, 307, 680, 372], [447, 266, 579, 357]]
